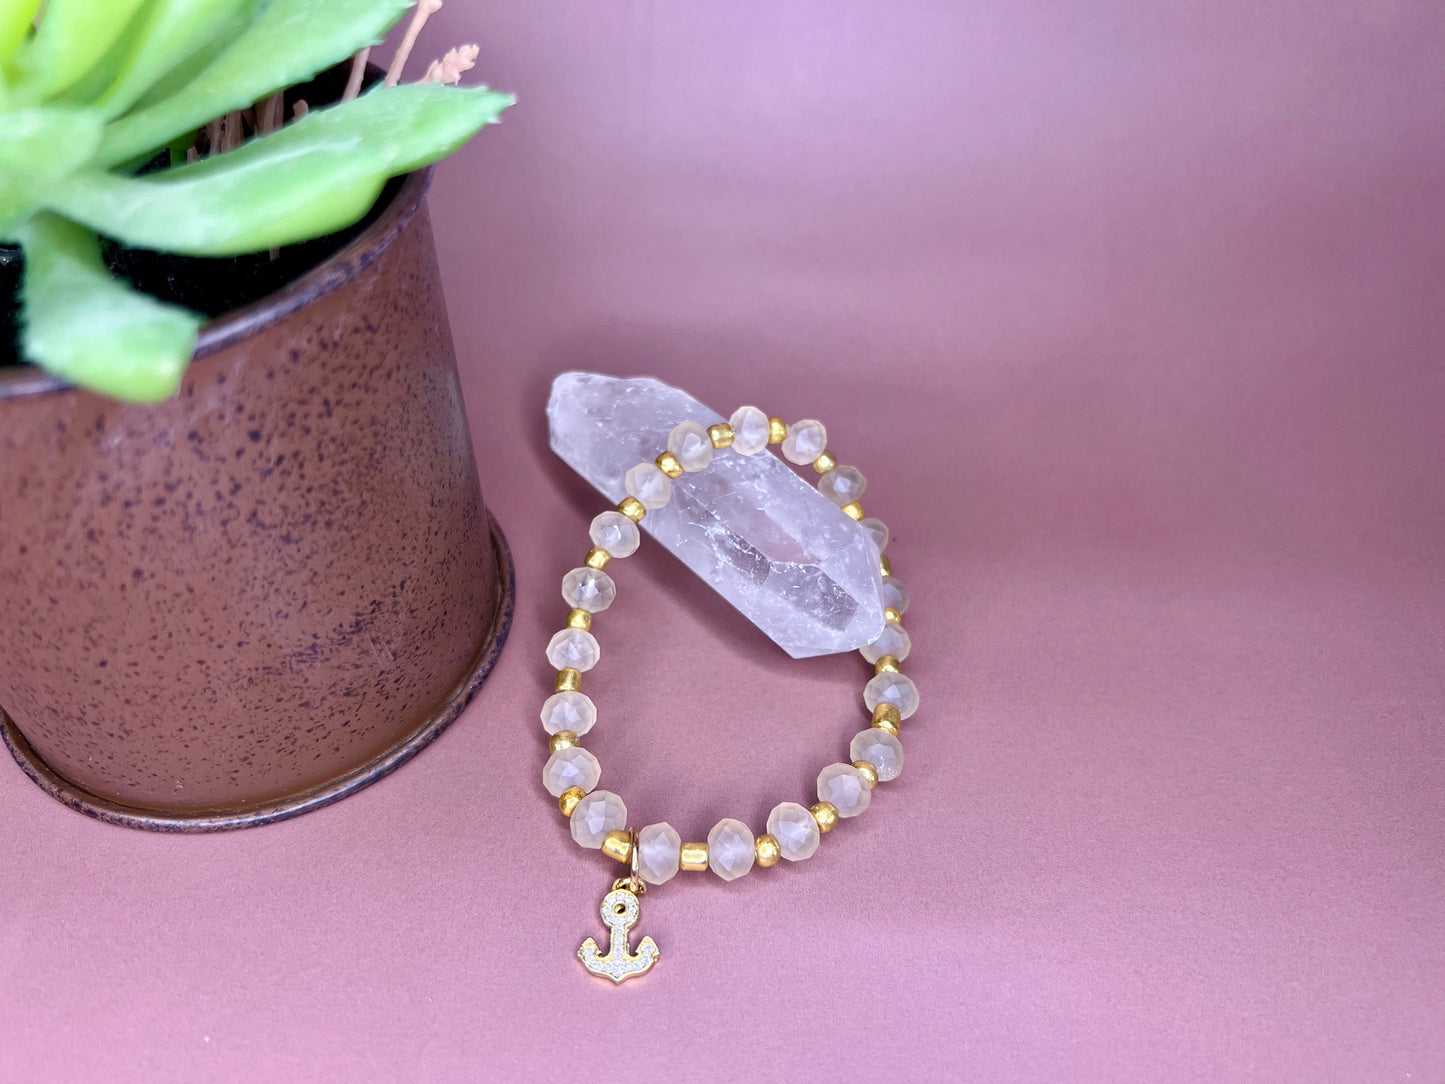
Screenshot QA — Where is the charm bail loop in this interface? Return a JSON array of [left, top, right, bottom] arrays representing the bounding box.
[[627, 826, 644, 894]]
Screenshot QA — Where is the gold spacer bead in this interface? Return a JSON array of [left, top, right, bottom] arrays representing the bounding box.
[[755, 834, 781, 867], [812, 449, 837, 474], [565, 608, 592, 630], [841, 501, 864, 521], [853, 760, 879, 788], [655, 450, 684, 478], [584, 547, 611, 569], [883, 606, 902, 624], [879, 554, 892, 576], [555, 668, 582, 692], [707, 422, 735, 448], [875, 655, 900, 674], [617, 496, 646, 522], [601, 829, 634, 864], [679, 840, 709, 871], [549, 730, 578, 753], [872, 703, 901, 732], [768, 416, 787, 444], [558, 786, 586, 816], [810, 801, 839, 833]]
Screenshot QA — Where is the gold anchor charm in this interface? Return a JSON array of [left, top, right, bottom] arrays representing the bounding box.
[[578, 831, 659, 983]]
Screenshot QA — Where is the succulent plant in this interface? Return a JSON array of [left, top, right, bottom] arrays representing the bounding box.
[[0, 0, 512, 401]]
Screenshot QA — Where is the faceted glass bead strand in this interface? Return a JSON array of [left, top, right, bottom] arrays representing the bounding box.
[[561, 566, 616, 612], [540, 691, 595, 735], [541, 480, 651, 838], [541, 406, 916, 889], [666, 420, 715, 472], [543, 746, 601, 797], [728, 405, 771, 455], [546, 628, 599, 671], [589, 510, 641, 557], [767, 801, 821, 861], [805, 419, 918, 841], [624, 462, 672, 508], [637, 822, 683, 885]]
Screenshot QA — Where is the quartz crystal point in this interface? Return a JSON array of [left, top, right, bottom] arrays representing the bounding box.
[[548, 372, 885, 658]]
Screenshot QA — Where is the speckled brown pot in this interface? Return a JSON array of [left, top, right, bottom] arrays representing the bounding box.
[[0, 168, 513, 831]]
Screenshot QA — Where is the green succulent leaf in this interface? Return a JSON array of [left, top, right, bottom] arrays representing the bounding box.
[[94, 0, 260, 118], [16, 212, 201, 401], [0, 0, 43, 66], [98, 0, 412, 167], [0, 105, 101, 232], [1, 0, 512, 403], [49, 5, 157, 107], [53, 83, 514, 256], [0, 105, 102, 178], [9, 0, 152, 100]]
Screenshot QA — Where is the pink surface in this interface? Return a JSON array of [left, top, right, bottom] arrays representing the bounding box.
[[2, 2, 1443, 1081]]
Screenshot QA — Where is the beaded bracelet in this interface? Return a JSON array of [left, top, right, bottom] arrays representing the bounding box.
[[541, 407, 917, 983]]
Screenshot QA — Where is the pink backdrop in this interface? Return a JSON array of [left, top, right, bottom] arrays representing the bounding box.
[[2, 2, 1442, 1080]]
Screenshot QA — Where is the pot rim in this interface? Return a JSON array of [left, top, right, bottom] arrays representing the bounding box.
[[0, 165, 433, 401]]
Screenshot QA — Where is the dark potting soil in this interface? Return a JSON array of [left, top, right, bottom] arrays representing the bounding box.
[[1, 61, 396, 374], [106, 171, 400, 316], [0, 247, 20, 368], [0, 178, 397, 371]]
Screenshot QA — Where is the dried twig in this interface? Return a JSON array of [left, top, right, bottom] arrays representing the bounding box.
[[226, 110, 244, 151], [343, 46, 370, 100], [206, 110, 243, 153], [257, 91, 285, 135], [385, 0, 442, 86], [182, 0, 462, 230], [421, 43, 478, 85]]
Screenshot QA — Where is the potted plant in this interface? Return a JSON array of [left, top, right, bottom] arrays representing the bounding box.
[[0, 0, 516, 830]]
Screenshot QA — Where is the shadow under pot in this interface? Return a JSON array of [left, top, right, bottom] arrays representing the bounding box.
[[0, 166, 514, 832]]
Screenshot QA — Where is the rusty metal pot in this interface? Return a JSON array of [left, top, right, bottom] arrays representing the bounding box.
[[0, 167, 513, 831]]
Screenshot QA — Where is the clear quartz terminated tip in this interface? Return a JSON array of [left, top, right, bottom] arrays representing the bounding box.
[[547, 372, 885, 657]]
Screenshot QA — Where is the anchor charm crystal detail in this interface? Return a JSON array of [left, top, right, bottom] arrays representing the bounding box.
[[578, 880, 659, 983]]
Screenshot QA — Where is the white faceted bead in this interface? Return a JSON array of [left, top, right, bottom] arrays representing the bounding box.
[[707, 818, 755, 881], [817, 763, 872, 818], [860, 620, 911, 664], [864, 671, 920, 719], [766, 801, 820, 862], [589, 510, 641, 557], [781, 419, 828, 464], [850, 728, 904, 782], [880, 575, 910, 615], [542, 746, 601, 797], [859, 517, 890, 553], [729, 405, 771, 455], [561, 566, 617, 612], [667, 420, 714, 472], [637, 822, 682, 885], [546, 627, 600, 672], [570, 789, 627, 848], [624, 462, 673, 508], [539, 691, 596, 736], [818, 465, 866, 506]]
